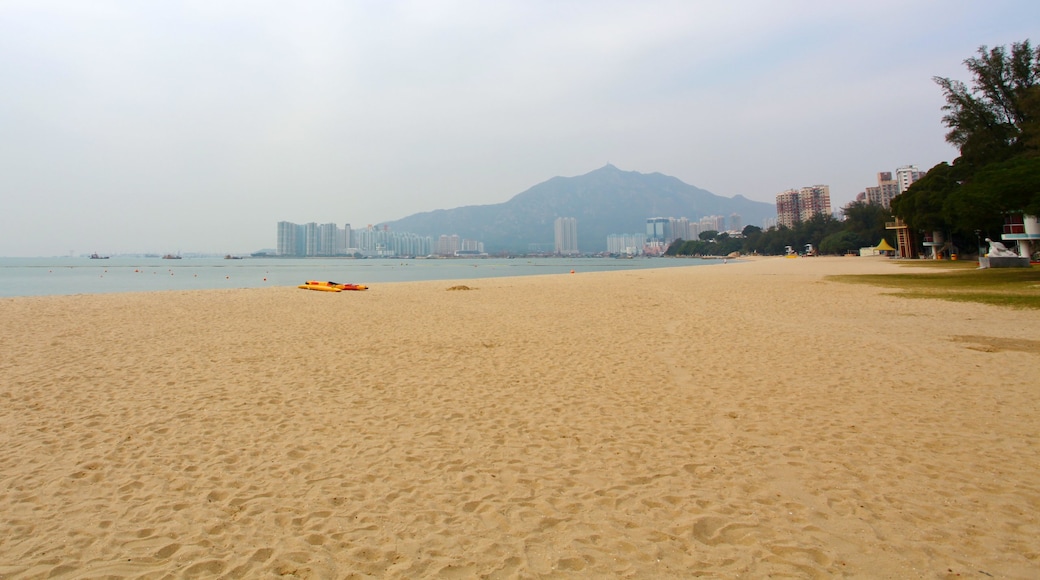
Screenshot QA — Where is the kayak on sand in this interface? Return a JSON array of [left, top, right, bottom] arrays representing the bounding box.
[[298, 280, 369, 292]]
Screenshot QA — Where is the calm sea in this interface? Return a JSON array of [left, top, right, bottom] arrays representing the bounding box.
[[0, 256, 721, 298]]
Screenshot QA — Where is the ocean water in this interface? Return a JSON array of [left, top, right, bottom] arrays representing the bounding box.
[[0, 256, 722, 298]]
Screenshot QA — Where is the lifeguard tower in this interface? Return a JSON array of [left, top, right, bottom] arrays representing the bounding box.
[[1000, 213, 1040, 260], [885, 218, 916, 258]]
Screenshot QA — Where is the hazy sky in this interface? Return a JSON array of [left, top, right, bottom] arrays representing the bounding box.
[[2, 1, 1036, 256]]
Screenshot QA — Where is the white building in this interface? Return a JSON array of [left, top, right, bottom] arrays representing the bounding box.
[[607, 233, 646, 256], [554, 217, 578, 255], [896, 165, 923, 194]]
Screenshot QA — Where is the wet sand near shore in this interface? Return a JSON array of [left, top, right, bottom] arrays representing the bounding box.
[[1, 257, 1037, 578]]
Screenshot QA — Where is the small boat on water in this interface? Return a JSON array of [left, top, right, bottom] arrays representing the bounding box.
[[89, 252, 109, 259], [298, 280, 369, 292], [162, 254, 182, 259]]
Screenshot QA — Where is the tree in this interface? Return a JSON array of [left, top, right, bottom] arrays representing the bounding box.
[[892, 40, 1040, 241], [819, 231, 863, 255], [890, 162, 960, 233], [934, 41, 1039, 168], [741, 225, 762, 237], [959, 155, 1040, 216], [841, 201, 892, 245]]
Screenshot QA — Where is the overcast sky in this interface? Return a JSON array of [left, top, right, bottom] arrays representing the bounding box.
[[1, 1, 1036, 256]]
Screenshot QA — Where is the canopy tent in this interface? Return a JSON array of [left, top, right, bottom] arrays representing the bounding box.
[[875, 239, 896, 251]]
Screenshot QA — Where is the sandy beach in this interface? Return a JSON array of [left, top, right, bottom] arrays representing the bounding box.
[[1, 256, 1037, 579]]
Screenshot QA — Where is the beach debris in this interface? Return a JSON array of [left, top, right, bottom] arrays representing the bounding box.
[[447, 285, 474, 291]]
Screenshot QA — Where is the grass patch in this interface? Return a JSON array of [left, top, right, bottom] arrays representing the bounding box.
[[827, 262, 1040, 309]]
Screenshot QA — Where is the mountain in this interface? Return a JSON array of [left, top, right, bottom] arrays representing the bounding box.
[[380, 164, 776, 253]]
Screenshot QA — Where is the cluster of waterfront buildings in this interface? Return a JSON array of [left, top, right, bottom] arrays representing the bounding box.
[[276, 221, 485, 258], [277, 213, 742, 258], [854, 165, 923, 209], [774, 165, 924, 228]]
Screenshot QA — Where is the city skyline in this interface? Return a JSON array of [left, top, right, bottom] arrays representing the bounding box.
[[275, 211, 746, 258]]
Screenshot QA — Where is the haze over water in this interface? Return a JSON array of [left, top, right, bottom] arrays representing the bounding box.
[[0, 256, 720, 298]]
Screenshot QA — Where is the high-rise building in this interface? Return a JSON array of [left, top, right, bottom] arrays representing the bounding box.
[[340, 223, 352, 253], [318, 223, 338, 256], [728, 213, 742, 233], [646, 217, 670, 244], [277, 221, 356, 256], [304, 223, 320, 256], [895, 164, 922, 194], [346, 224, 433, 257], [666, 217, 689, 242], [606, 233, 647, 256], [277, 221, 302, 256], [554, 217, 578, 255], [858, 165, 921, 209], [437, 234, 460, 256], [865, 172, 900, 208], [799, 185, 831, 222], [776, 190, 801, 229], [702, 215, 727, 233], [776, 185, 832, 228]]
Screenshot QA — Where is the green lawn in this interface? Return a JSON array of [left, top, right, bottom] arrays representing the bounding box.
[[827, 261, 1040, 309]]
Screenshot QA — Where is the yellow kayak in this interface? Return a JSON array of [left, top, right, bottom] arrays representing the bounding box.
[[297, 284, 342, 292], [305, 280, 368, 291]]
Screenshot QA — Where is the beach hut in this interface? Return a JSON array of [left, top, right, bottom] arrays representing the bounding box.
[[875, 239, 895, 257]]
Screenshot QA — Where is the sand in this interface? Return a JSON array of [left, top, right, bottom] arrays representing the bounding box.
[[1, 256, 1037, 579]]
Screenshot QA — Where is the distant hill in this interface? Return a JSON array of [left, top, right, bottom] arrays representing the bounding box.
[[380, 164, 776, 253]]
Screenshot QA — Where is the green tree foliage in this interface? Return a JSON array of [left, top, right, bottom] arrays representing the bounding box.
[[798, 213, 844, 249], [890, 162, 960, 232], [666, 233, 742, 257], [819, 231, 863, 255], [667, 204, 893, 257], [892, 40, 1040, 243], [935, 42, 1039, 167], [842, 201, 893, 244]]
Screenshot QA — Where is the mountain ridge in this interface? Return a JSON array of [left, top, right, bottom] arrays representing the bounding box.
[[381, 165, 775, 253]]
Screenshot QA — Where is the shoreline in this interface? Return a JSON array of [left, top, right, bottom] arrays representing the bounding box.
[[2, 256, 1037, 578], [0, 255, 709, 299]]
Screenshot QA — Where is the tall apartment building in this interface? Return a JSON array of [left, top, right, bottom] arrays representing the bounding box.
[[646, 217, 670, 244], [728, 213, 742, 233], [700, 215, 727, 233], [669, 217, 693, 242], [355, 225, 432, 257], [895, 164, 922, 194], [865, 172, 901, 208], [553, 218, 578, 254], [554, 217, 579, 255], [776, 190, 800, 229], [776, 185, 832, 228], [606, 233, 647, 256], [276, 221, 352, 256], [277, 221, 303, 256], [857, 165, 922, 209], [437, 234, 461, 256], [459, 239, 484, 253]]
